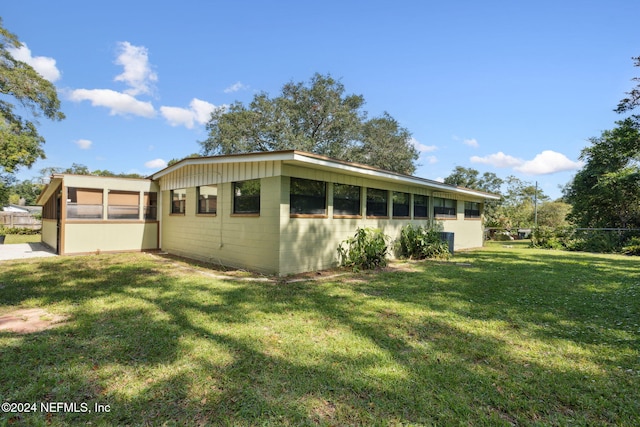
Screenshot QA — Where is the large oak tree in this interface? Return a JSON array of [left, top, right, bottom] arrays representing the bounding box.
[[200, 73, 419, 174]]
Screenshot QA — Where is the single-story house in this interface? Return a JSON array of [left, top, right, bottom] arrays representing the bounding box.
[[36, 150, 499, 275]]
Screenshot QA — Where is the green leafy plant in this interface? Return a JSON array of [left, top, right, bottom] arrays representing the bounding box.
[[622, 236, 640, 256], [397, 224, 451, 260], [337, 227, 389, 271]]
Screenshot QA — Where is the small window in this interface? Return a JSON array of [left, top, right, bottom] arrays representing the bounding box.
[[67, 187, 103, 219], [434, 197, 456, 219], [171, 189, 186, 214], [366, 188, 388, 217], [197, 185, 217, 214], [290, 178, 326, 216], [464, 201, 481, 219], [233, 179, 260, 214], [144, 192, 157, 220], [392, 192, 410, 218], [333, 183, 361, 217], [413, 194, 429, 219], [108, 191, 140, 220]]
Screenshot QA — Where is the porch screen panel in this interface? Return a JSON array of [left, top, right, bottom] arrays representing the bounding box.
[[67, 188, 103, 219], [108, 191, 140, 219]]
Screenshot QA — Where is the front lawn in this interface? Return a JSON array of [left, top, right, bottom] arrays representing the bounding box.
[[0, 247, 638, 425], [2, 234, 41, 244]]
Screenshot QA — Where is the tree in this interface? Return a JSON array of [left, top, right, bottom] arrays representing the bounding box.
[[443, 166, 504, 226], [0, 19, 64, 174], [9, 179, 42, 205], [536, 201, 571, 229], [615, 56, 640, 116], [201, 73, 418, 174], [564, 119, 640, 228]]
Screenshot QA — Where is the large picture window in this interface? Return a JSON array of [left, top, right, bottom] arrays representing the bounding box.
[[464, 201, 481, 219], [434, 197, 456, 219], [392, 192, 410, 218], [413, 194, 429, 219], [108, 191, 140, 220], [67, 188, 103, 219], [366, 188, 388, 217], [233, 179, 260, 214], [197, 185, 217, 214], [171, 189, 186, 214], [333, 183, 361, 217], [290, 178, 326, 216], [144, 192, 157, 220]]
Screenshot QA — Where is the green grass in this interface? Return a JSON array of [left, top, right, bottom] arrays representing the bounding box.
[[2, 234, 41, 244], [0, 246, 638, 426]]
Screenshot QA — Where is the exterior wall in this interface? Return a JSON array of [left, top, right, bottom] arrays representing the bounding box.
[[63, 222, 159, 254], [41, 219, 57, 252], [440, 200, 484, 250], [159, 173, 282, 275], [277, 165, 482, 275]]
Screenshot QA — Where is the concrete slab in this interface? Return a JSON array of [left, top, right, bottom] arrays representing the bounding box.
[[0, 243, 57, 261]]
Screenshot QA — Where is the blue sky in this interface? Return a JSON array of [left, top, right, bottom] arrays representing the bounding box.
[[4, 1, 639, 199]]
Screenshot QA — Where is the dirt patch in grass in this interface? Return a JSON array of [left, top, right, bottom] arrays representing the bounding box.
[[0, 308, 68, 334]]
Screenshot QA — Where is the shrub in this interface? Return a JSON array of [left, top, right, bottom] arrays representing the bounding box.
[[568, 230, 625, 253], [337, 227, 389, 271], [622, 236, 640, 256], [1, 227, 41, 235], [397, 224, 451, 260]]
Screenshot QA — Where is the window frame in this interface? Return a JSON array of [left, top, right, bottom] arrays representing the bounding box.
[[366, 188, 389, 218], [290, 177, 327, 217], [66, 187, 104, 220], [233, 179, 261, 216], [170, 188, 187, 215], [413, 194, 429, 219], [392, 191, 410, 219], [464, 201, 481, 219], [433, 197, 457, 219], [107, 190, 140, 220], [144, 192, 158, 220], [333, 183, 362, 218], [197, 185, 218, 215]]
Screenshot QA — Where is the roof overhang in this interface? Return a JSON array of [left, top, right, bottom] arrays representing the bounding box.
[[150, 150, 501, 200], [35, 176, 63, 206]]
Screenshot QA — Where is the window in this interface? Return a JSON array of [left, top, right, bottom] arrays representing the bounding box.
[[333, 183, 361, 217], [290, 178, 326, 216], [233, 179, 260, 214], [464, 201, 481, 219], [144, 192, 157, 220], [433, 197, 456, 219], [67, 188, 103, 219], [366, 188, 388, 217], [108, 191, 140, 220], [171, 189, 186, 214], [197, 185, 217, 214], [392, 192, 410, 218], [413, 194, 429, 218]]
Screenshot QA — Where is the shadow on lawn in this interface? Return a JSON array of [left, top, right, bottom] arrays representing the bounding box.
[[0, 251, 638, 425]]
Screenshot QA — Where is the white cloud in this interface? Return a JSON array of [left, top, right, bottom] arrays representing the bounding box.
[[224, 81, 248, 93], [114, 41, 158, 96], [470, 152, 523, 168], [74, 139, 92, 150], [160, 98, 220, 129], [411, 137, 437, 153], [434, 177, 445, 183], [463, 138, 479, 148], [69, 88, 156, 117], [144, 158, 167, 169], [514, 150, 583, 175], [424, 155, 438, 164], [7, 43, 61, 82]]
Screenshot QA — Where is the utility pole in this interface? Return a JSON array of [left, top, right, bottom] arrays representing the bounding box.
[[534, 181, 538, 228]]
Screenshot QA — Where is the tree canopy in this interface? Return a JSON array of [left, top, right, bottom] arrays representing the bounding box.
[[0, 18, 64, 174], [200, 73, 419, 174], [564, 118, 640, 228]]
